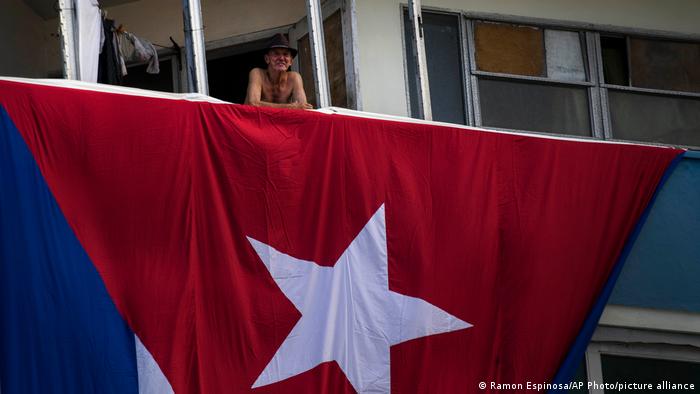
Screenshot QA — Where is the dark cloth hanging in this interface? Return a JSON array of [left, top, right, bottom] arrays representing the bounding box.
[[98, 19, 123, 85]]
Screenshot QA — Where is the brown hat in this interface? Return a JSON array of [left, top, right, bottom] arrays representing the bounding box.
[[267, 33, 298, 58]]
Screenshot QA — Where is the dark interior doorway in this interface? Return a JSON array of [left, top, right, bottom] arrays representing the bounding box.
[[207, 38, 268, 104], [122, 58, 176, 93]]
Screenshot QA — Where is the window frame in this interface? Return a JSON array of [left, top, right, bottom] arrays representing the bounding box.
[[402, 6, 700, 148], [585, 341, 700, 394], [467, 19, 603, 138], [596, 33, 700, 144], [583, 305, 700, 394], [290, 0, 361, 110], [399, 6, 473, 124]]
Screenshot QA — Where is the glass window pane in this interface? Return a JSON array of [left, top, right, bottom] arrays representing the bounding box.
[[475, 21, 545, 77], [601, 354, 700, 393], [608, 90, 700, 146], [545, 30, 586, 82], [404, 11, 466, 124], [478, 78, 591, 136], [630, 38, 700, 93], [601, 36, 629, 86]]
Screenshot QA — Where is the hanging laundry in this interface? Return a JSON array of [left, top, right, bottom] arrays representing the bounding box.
[[116, 31, 160, 75], [98, 18, 123, 85], [76, 0, 102, 82], [114, 25, 127, 77]]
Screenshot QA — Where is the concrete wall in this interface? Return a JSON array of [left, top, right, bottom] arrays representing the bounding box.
[[355, 0, 700, 116], [104, 0, 307, 49], [0, 0, 62, 78]]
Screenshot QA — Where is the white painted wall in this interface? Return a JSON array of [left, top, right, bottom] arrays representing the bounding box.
[[0, 0, 62, 78], [355, 0, 408, 116], [356, 0, 700, 116]]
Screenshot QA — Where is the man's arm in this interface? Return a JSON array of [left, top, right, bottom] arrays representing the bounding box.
[[244, 69, 264, 106], [244, 69, 312, 110], [290, 72, 313, 109]]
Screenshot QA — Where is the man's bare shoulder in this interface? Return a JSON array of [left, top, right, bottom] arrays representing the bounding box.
[[287, 71, 303, 80], [249, 68, 265, 77]]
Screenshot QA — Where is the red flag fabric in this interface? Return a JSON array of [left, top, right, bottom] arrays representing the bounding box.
[[0, 79, 681, 393]]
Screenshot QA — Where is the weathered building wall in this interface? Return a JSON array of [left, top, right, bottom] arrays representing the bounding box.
[[0, 0, 61, 78]]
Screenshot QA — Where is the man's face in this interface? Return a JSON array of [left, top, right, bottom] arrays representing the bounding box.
[[265, 48, 293, 72]]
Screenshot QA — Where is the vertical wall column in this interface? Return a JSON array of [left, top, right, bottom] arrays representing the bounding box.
[[306, 0, 332, 108], [341, 0, 362, 110], [58, 0, 78, 80], [408, 0, 432, 120], [183, 0, 209, 95]]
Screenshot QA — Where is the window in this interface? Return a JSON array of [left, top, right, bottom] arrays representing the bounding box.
[[607, 91, 700, 146], [477, 78, 591, 136], [403, 10, 467, 124], [563, 306, 700, 393], [602, 355, 700, 387], [600, 36, 700, 146], [472, 21, 594, 136], [298, 10, 348, 108], [585, 338, 700, 393], [403, 10, 700, 148], [602, 37, 700, 93]]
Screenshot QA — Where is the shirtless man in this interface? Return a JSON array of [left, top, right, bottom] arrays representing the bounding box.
[[245, 34, 313, 110]]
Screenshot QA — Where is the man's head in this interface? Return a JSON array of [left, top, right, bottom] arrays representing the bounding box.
[[264, 34, 297, 72]]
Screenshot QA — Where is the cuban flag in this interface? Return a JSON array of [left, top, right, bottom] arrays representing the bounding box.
[[0, 78, 682, 393]]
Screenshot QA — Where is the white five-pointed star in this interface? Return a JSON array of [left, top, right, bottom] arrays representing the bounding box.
[[247, 204, 472, 393]]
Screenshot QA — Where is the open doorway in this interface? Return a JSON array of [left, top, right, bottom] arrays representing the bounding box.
[[206, 38, 268, 104], [122, 56, 179, 93]]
